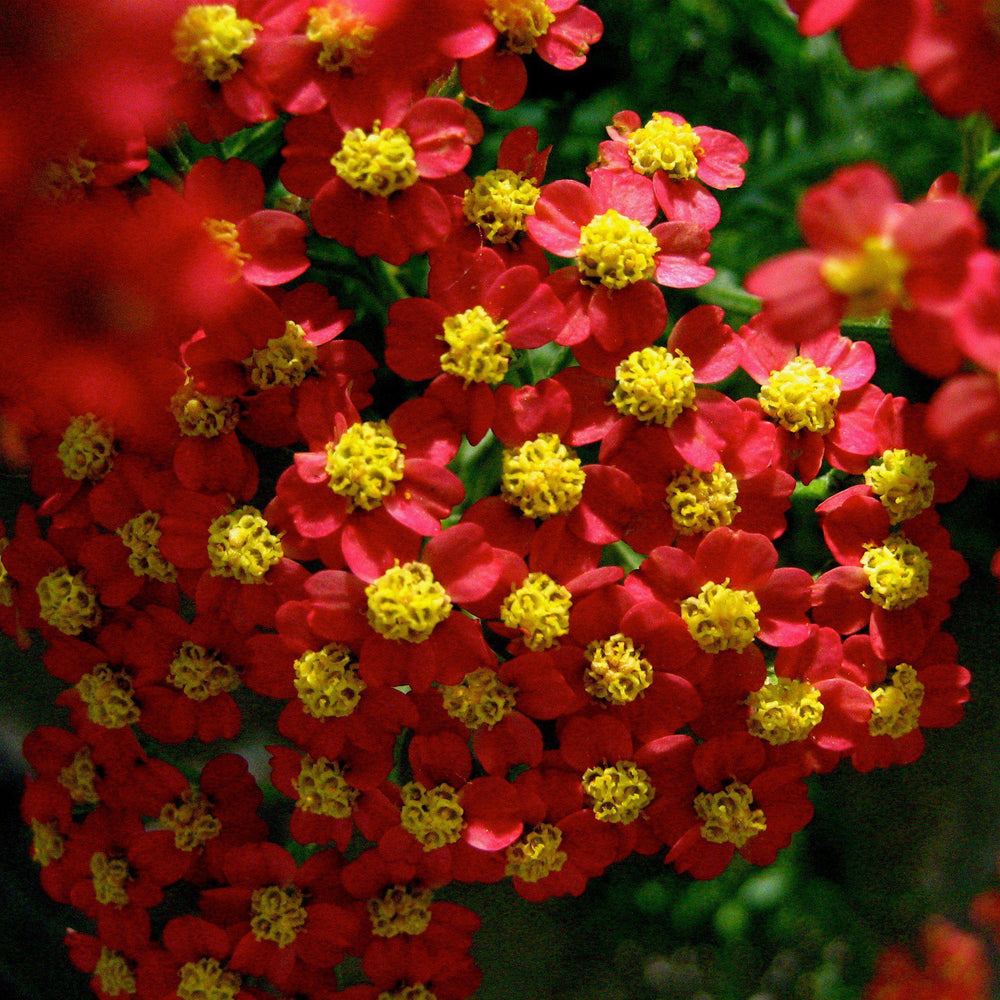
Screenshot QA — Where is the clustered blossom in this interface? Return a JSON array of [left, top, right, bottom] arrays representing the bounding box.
[[1, 2, 987, 999]]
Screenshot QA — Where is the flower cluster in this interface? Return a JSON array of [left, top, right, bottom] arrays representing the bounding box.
[[1, 2, 988, 998]]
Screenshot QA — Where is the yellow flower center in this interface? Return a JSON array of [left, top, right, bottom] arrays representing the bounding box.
[[325, 420, 406, 512], [680, 579, 761, 654], [581, 761, 655, 824], [864, 449, 936, 525], [440, 668, 517, 729], [399, 781, 465, 851], [172, 4, 260, 82], [860, 533, 931, 610], [332, 123, 418, 197], [202, 218, 251, 276], [666, 463, 741, 535], [365, 562, 452, 643], [58, 414, 115, 482], [626, 113, 704, 180], [462, 168, 541, 243], [170, 376, 241, 438], [612, 347, 697, 426], [368, 885, 434, 938], [38, 154, 99, 200], [76, 664, 141, 730], [177, 957, 241, 1000], [500, 572, 572, 651], [306, 3, 376, 71], [31, 819, 65, 866], [439, 305, 512, 386], [293, 755, 360, 819], [168, 641, 240, 701], [91, 851, 131, 907], [244, 321, 319, 390], [206, 506, 284, 584], [758, 356, 842, 435], [820, 235, 909, 318], [584, 633, 653, 705], [747, 677, 824, 745], [378, 987, 437, 1000], [486, 0, 556, 52], [868, 663, 924, 738], [250, 885, 308, 947], [576, 208, 660, 290], [694, 781, 767, 849], [95, 948, 136, 997], [58, 748, 101, 806], [159, 792, 222, 852], [505, 824, 567, 882], [293, 643, 366, 718], [294, 642, 368, 719], [501, 433, 585, 519], [117, 511, 178, 584], [36, 567, 101, 636]]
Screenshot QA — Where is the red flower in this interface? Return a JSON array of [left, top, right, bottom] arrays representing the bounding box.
[[269, 392, 464, 577], [639, 733, 813, 880], [813, 492, 969, 659], [526, 171, 713, 368], [842, 631, 971, 773], [303, 523, 504, 692], [385, 247, 564, 443], [787, 0, 918, 69], [737, 320, 884, 483], [451, 0, 603, 111], [199, 843, 360, 992], [281, 98, 483, 264], [625, 528, 815, 692], [745, 164, 983, 350], [596, 109, 748, 228]]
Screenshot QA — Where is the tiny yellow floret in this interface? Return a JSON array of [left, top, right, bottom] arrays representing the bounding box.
[[173, 4, 259, 82], [463, 168, 541, 243], [582, 761, 655, 824], [306, 4, 376, 71], [439, 306, 512, 385], [505, 824, 567, 882], [399, 781, 465, 851], [293, 643, 366, 718], [584, 633, 653, 705], [758, 356, 841, 435], [58, 414, 115, 481], [500, 572, 572, 650], [576, 208, 659, 289], [441, 668, 517, 729], [747, 677, 824, 745], [206, 506, 284, 584], [627, 113, 704, 180], [694, 781, 766, 849], [612, 347, 697, 426], [368, 885, 434, 938], [865, 449, 936, 524], [332, 123, 418, 197], [680, 579, 761, 654], [250, 885, 308, 947], [325, 420, 406, 511], [245, 321, 319, 390], [486, 0, 555, 53], [861, 533, 931, 610], [868, 662, 924, 738], [501, 433, 585, 519], [365, 562, 451, 642], [666, 463, 740, 535]]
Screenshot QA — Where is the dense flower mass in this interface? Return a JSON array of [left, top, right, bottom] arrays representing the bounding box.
[[3, 2, 994, 998]]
